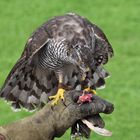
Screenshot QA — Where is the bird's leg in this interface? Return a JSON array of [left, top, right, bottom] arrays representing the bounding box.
[[49, 73, 66, 105], [49, 83, 65, 105]]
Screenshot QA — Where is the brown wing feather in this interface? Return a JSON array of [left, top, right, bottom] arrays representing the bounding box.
[[0, 56, 58, 110], [0, 21, 58, 110], [22, 26, 50, 58]]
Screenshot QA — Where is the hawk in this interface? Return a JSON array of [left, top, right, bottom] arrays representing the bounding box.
[[0, 13, 113, 110]]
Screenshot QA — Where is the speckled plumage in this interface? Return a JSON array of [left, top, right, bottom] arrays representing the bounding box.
[[0, 13, 113, 110]]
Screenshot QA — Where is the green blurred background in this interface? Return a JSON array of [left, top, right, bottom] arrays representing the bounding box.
[[0, 0, 140, 139]]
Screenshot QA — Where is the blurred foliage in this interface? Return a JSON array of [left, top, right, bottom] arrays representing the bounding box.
[[0, 0, 140, 139]]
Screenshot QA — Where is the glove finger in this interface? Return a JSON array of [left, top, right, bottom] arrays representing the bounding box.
[[78, 97, 114, 117]]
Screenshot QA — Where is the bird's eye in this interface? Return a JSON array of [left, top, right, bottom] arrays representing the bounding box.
[[97, 55, 103, 64], [98, 59, 102, 63], [99, 55, 103, 59]]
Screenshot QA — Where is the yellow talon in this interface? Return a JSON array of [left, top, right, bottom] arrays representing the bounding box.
[[49, 88, 65, 105], [84, 88, 96, 94], [91, 89, 96, 94], [84, 87, 91, 92]]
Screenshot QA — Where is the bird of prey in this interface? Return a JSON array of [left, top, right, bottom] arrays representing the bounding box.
[[0, 13, 113, 110]]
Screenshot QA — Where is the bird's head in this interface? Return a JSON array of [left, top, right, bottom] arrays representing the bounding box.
[[66, 24, 114, 74], [67, 41, 113, 74], [68, 44, 92, 74]]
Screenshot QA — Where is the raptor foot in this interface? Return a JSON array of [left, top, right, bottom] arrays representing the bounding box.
[[83, 87, 96, 94], [49, 88, 65, 105]]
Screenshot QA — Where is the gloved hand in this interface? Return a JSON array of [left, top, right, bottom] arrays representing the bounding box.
[[0, 90, 114, 140], [52, 90, 114, 139]]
